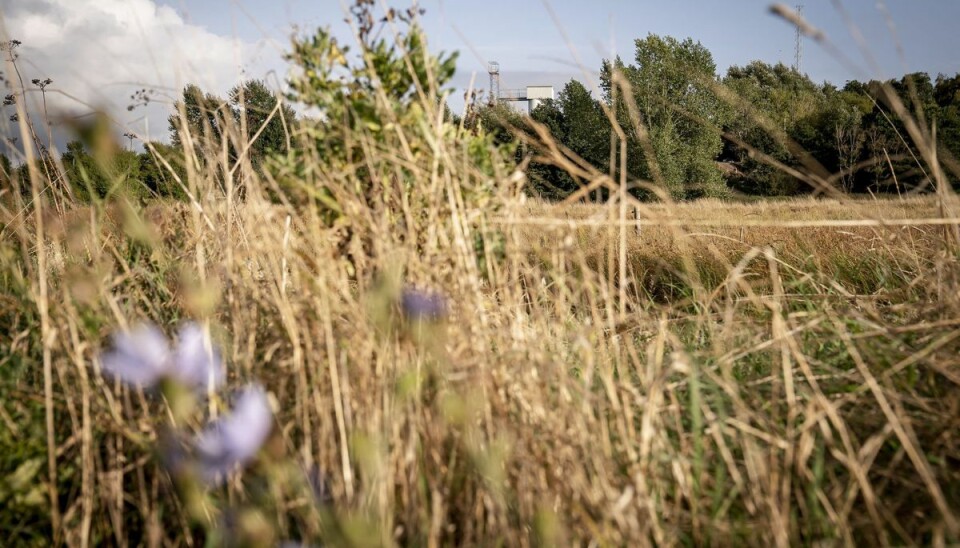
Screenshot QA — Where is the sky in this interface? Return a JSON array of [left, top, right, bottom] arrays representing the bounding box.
[[2, 0, 960, 148]]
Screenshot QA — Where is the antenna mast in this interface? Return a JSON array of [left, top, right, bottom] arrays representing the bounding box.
[[793, 3, 803, 72]]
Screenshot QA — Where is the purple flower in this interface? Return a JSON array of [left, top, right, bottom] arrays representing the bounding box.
[[401, 287, 447, 320], [99, 322, 224, 391], [194, 384, 273, 484], [173, 323, 224, 390], [100, 324, 170, 388]]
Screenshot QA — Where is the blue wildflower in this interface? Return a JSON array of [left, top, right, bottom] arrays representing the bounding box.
[[173, 323, 225, 390], [194, 384, 273, 484], [100, 323, 171, 388], [401, 287, 447, 320], [99, 322, 224, 392]]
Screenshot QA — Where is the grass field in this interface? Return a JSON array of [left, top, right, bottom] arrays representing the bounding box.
[[4, 182, 960, 545], [2, 10, 960, 544]]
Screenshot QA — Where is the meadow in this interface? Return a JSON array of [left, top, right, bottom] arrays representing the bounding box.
[[2, 4, 960, 547]]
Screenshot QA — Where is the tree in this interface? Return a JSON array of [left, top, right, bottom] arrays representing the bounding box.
[[528, 98, 576, 199], [603, 35, 728, 199], [472, 102, 524, 149], [61, 140, 103, 201], [168, 84, 229, 149], [720, 61, 870, 195], [139, 142, 188, 199], [167, 80, 297, 195], [723, 62, 816, 195], [935, 74, 960, 181], [557, 80, 611, 175], [840, 73, 947, 193], [61, 140, 143, 201], [0, 153, 11, 191], [228, 79, 298, 169], [526, 80, 613, 200], [792, 86, 865, 192]]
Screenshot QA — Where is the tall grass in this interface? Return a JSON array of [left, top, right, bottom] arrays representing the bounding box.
[[2, 3, 960, 546]]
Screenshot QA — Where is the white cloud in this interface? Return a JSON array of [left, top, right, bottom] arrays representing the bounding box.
[[1, 0, 282, 143]]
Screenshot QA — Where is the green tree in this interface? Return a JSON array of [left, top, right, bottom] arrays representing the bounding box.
[[604, 35, 728, 199], [61, 140, 143, 201], [228, 79, 298, 170], [279, 1, 509, 228], [793, 84, 866, 192], [935, 74, 960, 182], [0, 152, 11, 192], [844, 73, 945, 192], [722, 61, 821, 195], [527, 80, 612, 200], [139, 142, 188, 199], [558, 80, 611, 175], [473, 102, 525, 149], [61, 140, 103, 200], [168, 84, 229, 149], [721, 61, 871, 195], [529, 98, 576, 198]]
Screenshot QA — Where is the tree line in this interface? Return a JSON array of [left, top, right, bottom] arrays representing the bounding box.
[[0, 79, 296, 203], [4, 33, 960, 203], [475, 34, 960, 200]]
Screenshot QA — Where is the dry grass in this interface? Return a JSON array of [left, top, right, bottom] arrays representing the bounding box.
[[5, 177, 960, 545], [506, 196, 949, 306], [524, 194, 943, 223]]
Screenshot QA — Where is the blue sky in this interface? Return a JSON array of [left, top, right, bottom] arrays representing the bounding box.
[[4, 0, 960, 144], [157, 0, 960, 90]]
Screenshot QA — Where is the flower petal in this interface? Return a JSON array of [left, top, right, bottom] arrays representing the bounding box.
[[173, 322, 224, 391], [99, 323, 171, 388], [194, 384, 273, 484], [401, 287, 447, 320]]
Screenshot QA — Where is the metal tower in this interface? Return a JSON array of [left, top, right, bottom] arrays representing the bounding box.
[[485, 61, 554, 111], [488, 62, 501, 106], [793, 3, 803, 72]]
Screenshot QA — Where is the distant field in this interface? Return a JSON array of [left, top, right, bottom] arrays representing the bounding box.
[[522, 194, 947, 223], [497, 195, 953, 301]]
